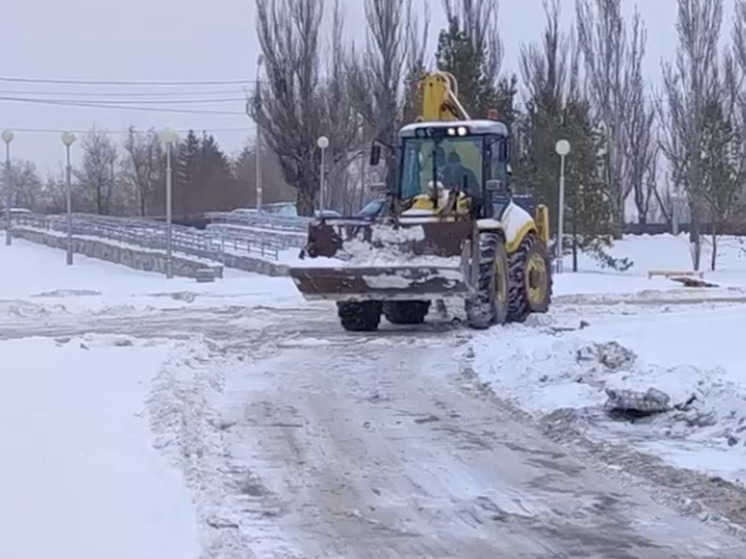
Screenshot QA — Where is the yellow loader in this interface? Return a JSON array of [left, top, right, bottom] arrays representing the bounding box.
[[288, 71, 553, 331]]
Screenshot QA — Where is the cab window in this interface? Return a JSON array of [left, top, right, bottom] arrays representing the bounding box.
[[487, 137, 508, 181]]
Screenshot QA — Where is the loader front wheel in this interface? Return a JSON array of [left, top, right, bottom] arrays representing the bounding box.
[[337, 301, 382, 331], [383, 301, 430, 325], [465, 232, 510, 330], [507, 232, 552, 323]]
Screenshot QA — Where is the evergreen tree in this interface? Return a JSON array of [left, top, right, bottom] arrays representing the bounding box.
[[435, 15, 484, 116], [198, 133, 234, 211], [515, 1, 629, 271], [434, 14, 516, 125], [563, 97, 628, 271], [699, 95, 742, 270], [233, 145, 257, 208], [176, 130, 200, 215]]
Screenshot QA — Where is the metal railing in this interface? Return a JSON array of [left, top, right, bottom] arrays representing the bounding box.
[[210, 211, 310, 233], [9, 212, 286, 262]]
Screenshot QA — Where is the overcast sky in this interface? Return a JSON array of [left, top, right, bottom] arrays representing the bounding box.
[[0, 1, 736, 175]]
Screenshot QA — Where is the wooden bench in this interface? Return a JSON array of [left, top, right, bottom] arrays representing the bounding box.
[[647, 269, 705, 279]]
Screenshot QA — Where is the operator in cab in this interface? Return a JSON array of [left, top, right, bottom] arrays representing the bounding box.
[[443, 151, 478, 194]]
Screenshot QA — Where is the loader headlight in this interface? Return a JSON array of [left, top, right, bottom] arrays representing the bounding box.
[[446, 126, 468, 137], [414, 126, 470, 138]]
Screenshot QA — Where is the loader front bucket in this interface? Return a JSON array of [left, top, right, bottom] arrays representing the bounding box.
[[288, 264, 468, 302], [288, 217, 475, 302]]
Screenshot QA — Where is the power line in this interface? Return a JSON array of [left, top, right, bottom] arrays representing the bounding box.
[[0, 95, 246, 116], [6, 126, 250, 134], [0, 88, 249, 98], [1, 96, 246, 105], [0, 76, 256, 86]]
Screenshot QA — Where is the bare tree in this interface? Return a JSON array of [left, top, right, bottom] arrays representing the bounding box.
[[252, 0, 326, 215], [346, 0, 429, 190], [442, 0, 503, 86], [658, 0, 723, 270], [1, 160, 43, 211], [321, 0, 370, 213], [622, 10, 657, 224], [519, 0, 569, 115], [75, 128, 118, 215], [122, 126, 163, 217], [517, 0, 570, 218], [730, 0, 746, 207], [575, 0, 627, 231], [401, 2, 430, 124]]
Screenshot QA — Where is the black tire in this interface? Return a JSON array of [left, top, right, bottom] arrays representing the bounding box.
[[465, 231, 510, 330], [507, 232, 553, 323], [382, 301, 430, 325], [337, 301, 382, 331]]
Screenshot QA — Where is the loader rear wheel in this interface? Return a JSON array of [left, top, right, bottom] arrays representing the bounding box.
[[383, 301, 430, 325], [337, 301, 382, 331], [507, 232, 552, 323], [465, 232, 510, 330]]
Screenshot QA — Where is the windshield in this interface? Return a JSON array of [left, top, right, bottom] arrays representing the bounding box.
[[400, 136, 484, 199]]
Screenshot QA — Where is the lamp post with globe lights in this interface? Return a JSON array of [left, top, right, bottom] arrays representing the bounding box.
[[254, 54, 264, 211], [2, 130, 13, 246], [554, 139, 571, 274], [317, 135, 329, 212], [61, 131, 76, 265], [159, 128, 179, 279]]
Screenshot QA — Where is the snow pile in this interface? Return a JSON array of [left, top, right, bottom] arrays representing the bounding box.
[[576, 340, 637, 370], [603, 387, 672, 414], [370, 223, 426, 243], [340, 224, 457, 267], [147, 338, 253, 557], [290, 223, 461, 269], [470, 327, 746, 486]]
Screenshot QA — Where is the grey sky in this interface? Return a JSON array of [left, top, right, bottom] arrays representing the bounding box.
[[0, 1, 735, 176]]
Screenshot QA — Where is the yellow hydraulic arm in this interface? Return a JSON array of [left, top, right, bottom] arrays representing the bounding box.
[[419, 72, 471, 122]]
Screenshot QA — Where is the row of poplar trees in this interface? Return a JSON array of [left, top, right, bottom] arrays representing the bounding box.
[[252, 0, 642, 270], [254, 0, 746, 271]]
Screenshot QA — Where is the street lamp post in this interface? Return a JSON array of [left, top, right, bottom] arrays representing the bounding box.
[[2, 130, 14, 246], [61, 131, 76, 265], [159, 128, 179, 279], [255, 54, 264, 212], [554, 139, 571, 274], [317, 135, 329, 212]]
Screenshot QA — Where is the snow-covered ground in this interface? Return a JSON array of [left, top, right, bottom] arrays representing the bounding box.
[[5, 231, 746, 556], [0, 334, 202, 559], [0, 234, 301, 316], [0, 235, 305, 558], [471, 233, 746, 496]]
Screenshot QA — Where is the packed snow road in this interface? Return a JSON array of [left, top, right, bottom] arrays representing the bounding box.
[[3, 298, 744, 558]]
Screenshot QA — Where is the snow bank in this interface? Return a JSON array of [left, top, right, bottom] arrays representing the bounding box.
[[0, 335, 201, 559], [147, 338, 254, 557], [470, 303, 746, 487]]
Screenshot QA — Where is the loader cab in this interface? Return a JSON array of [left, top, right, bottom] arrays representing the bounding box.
[[390, 120, 511, 216]]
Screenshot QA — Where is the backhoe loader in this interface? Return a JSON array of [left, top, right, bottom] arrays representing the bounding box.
[[288, 71, 552, 331]]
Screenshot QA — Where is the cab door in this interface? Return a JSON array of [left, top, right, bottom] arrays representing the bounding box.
[[485, 135, 511, 219]]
